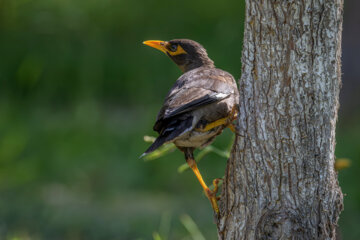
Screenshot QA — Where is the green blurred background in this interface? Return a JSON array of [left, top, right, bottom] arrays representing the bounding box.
[[0, 0, 359, 239]]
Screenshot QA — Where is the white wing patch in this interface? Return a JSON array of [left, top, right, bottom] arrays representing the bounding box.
[[214, 93, 230, 99]]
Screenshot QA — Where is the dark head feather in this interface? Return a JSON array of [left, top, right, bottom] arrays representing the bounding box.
[[167, 39, 215, 72]]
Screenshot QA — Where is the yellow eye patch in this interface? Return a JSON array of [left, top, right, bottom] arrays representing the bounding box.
[[166, 43, 187, 56]]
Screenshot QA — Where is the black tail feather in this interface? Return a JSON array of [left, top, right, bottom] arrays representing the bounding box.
[[140, 115, 193, 158], [140, 136, 168, 158]]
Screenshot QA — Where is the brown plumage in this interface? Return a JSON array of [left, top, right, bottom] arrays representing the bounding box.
[[142, 39, 239, 215]]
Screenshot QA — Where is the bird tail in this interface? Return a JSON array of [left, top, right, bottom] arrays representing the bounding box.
[[140, 136, 168, 158], [140, 116, 194, 158]]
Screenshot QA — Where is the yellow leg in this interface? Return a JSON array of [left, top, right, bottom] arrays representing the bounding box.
[[196, 106, 238, 133], [186, 157, 219, 214], [196, 117, 229, 132]]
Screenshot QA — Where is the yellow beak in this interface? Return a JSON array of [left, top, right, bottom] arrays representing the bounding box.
[[143, 40, 168, 54]]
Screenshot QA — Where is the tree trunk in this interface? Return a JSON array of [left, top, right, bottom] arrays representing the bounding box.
[[217, 1, 344, 239]]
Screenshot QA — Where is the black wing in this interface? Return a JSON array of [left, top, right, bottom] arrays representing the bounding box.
[[164, 91, 229, 119]]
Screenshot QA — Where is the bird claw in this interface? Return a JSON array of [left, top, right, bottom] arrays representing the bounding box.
[[227, 106, 238, 124], [205, 188, 220, 215], [228, 123, 245, 137], [204, 178, 223, 214], [212, 178, 222, 194]]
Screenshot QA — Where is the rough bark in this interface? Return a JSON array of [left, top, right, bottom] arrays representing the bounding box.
[[217, 0, 344, 239]]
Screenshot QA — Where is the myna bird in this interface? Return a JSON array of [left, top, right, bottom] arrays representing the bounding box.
[[142, 39, 239, 215]]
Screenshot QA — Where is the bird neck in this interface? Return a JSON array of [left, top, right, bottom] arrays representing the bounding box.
[[182, 58, 215, 73]]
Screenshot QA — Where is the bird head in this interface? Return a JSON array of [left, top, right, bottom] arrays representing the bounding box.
[[143, 39, 214, 72]]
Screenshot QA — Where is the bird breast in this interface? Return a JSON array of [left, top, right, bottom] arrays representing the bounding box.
[[173, 126, 223, 148]]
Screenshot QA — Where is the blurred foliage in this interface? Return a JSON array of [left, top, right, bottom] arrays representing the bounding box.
[[152, 213, 205, 240], [0, 0, 243, 106], [0, 0, 358, 239], [0, 0, 243, 239], [142, 135, 232, 174], [179, 215, 205, 240], [335, 158, 351, 171]]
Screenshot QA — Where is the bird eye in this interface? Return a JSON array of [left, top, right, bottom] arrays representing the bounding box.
[[169, 44, 178, 52]]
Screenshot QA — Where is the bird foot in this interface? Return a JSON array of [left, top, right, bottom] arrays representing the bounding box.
[[228, 123, 245, 137], [185, 153, 222, 216], [205, 178, 222, 215]]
